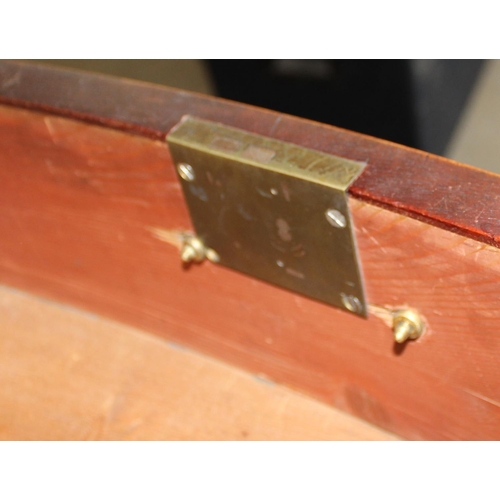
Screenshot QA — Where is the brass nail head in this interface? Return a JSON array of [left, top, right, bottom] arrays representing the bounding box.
[[206, 248, 220, 263], [180, 235, 220, 265], [180, 244, 197, 263], [180, 235, 206, 263], [392, 309, 425, 343]]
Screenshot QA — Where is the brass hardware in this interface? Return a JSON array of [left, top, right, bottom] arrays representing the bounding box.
[[392, 310, 425, 343], [341, 293, 362, 314], [168, 116, 367, 317], [177, 163, 195, 182], [205, 248, 221, 263], [325, 208, 347, 228], [180, 234, 220, 264], [180, 235, 207, 263]]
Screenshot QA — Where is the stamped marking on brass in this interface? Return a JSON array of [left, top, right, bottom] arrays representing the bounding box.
[[242, 145, 276, 163], [167, 116, 368, 317], [210, 136, 241, 153]]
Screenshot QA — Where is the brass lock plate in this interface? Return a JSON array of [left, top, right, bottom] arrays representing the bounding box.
[[167, 116, 368, 317]]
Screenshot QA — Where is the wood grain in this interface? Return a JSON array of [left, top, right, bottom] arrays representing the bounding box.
[[1, 104, 500, 439], [0, 285, 396, 440], [1, 61, 500, 248]]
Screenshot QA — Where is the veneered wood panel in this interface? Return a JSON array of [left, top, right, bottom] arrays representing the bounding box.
[[1, 104, 500, 440]]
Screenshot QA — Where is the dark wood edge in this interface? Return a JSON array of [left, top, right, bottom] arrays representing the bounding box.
[[1, 60, 499, 248]]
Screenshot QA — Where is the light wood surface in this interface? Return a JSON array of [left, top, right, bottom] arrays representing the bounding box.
[[1, 104, 500, 439], [0, 285, 396, 440]]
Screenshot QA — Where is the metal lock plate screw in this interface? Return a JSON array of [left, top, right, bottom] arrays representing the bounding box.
[[341, 293, 362, 314], [325, 208, 346, 228], [177, 163, 195, 182]]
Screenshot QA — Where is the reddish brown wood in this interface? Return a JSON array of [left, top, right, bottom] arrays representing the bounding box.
[[1, 61, 500, 249], [1, 104, 500, 440], [0, 285, 396, 440]]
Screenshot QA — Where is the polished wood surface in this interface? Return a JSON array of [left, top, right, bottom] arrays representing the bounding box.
[[0, 285, 397, 440], [1, 61, 499, 248], [1, 104, 500, 439]]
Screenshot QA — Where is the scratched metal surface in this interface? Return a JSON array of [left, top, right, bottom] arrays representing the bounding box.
[[168, 117, 367, 316]]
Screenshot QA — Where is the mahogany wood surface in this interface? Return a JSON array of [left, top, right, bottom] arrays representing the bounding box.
[[1, 104, 500, 440], [1, 61, 500, 249], [0, 284, 397, 440]]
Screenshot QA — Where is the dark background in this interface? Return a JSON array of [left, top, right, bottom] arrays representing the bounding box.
[[207, 60, 484, 156]]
